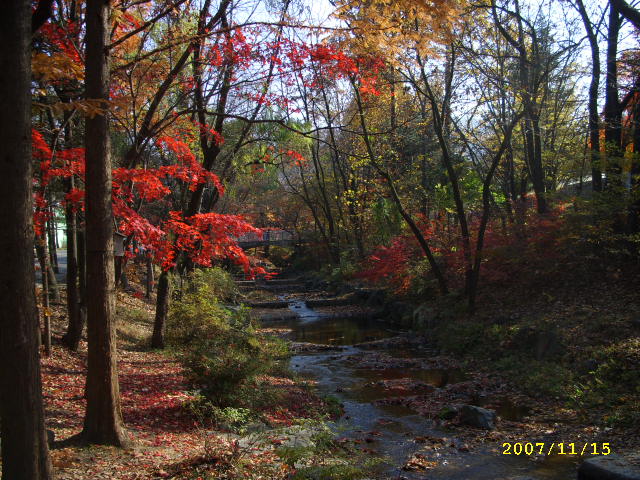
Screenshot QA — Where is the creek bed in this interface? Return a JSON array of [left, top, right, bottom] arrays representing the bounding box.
[[259, 293, 580, 479]]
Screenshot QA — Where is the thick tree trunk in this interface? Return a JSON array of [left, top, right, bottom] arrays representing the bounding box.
[[82, 0, 130, 448], [610, 0, 640, 31], [0, 0, 53, 477], [152, 271, 170, 348]]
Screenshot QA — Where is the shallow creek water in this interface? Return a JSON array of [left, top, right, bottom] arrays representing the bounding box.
[[266, 294, 580, 479]]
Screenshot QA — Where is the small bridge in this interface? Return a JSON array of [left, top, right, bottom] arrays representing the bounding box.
[[236, 230, 294, 249]]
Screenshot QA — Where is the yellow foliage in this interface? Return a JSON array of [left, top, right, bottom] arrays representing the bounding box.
[[334, 0, 463, 59], [32, 53, 84, 83]]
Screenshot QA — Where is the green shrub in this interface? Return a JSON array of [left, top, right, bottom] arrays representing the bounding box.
[[167, 270, 288, 407], [267, 245, 293, 268], [172, 267, 239, 304], [186, 396, 257, 432], [276, 422, 382, 480], [492, 356, 572, 398], [434, 319, 485, 356], [569, 339, 640, 426], [321, 256, 358, 286], [183, 330, 285, 407]]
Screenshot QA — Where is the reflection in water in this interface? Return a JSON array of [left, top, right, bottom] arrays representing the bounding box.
[[290, 317, 396, 345], [262, 298, 578, 479], [347, 368, 468, 403]]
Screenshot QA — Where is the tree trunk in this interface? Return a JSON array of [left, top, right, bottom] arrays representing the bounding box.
[[629, 80, 640, 231], [145, 256, 154, 299], [63, 176, 84, 350], [36, 241, 60, 303], [47, 212, 59, 273], [604, 3, 623, 191], [467, 117, 520, 311], [78, 229, 88, 342], [37, 237, 52, 357], [575, 0, 603, 192], [152, 270, 170, 348], [417, 49, 473, 293], [493, 0, 547, 213], [352, 80, 448, 294], [82, 0, 130, 448], [0, 0, 53, 476]]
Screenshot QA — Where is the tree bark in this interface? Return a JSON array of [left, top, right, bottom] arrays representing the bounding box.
[[37, 237, 52, 357], [63, 176, 84, 350], [0, 0, 53, 477], [82, 0, 130, 447], [47, 212, 59, 273], [145, 256, 154, 299], [630, 91, 640, 231], [604, 2, 624, 190], [152, 270, 170, 348], [36, 241, 60, 303], [575, 0, 603, 192], [610, 0, 640, 31]]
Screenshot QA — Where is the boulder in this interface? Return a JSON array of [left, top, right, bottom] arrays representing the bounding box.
[[578, 454, 640, 480], [458, 405, 496, 430], [438, 405, 459, 420]]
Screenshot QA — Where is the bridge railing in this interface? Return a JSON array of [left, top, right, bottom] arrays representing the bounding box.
[[234, 230, 294, 244]]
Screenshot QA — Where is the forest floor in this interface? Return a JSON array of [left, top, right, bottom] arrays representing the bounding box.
[[36, 258, 640, 478], [412, 268, 640, 461], [41, 284, 333, 480]]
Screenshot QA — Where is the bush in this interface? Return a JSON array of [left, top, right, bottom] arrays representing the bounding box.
[[434, 318, 486, 356], [167, 270, 288, 407], [321, 254, 358, 286], [267, 245, 293, 268], [569, 338, 640, 426], [183, 329, 286, 407], [172, 267, 240, 304], [492, 356, 573, 398], [276, 421, 382, 480]]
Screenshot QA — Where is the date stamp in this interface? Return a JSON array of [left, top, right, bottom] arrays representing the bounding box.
[[502, 442, 611, 456]]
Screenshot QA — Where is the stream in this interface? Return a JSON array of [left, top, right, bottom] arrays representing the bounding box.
[[256, 287, 580, 479]]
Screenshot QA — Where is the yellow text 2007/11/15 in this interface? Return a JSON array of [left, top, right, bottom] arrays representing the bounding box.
[[502, 442, 611, 456]]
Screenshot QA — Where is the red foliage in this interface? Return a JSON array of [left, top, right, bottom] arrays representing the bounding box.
[[38, 21, 82, 65], [32, 130, 262, 275], [359, 208, 566, 294]]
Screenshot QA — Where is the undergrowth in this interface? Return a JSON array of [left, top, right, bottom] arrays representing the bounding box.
[[356, 196, 640, 429], [167, 269, 288, 410]]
